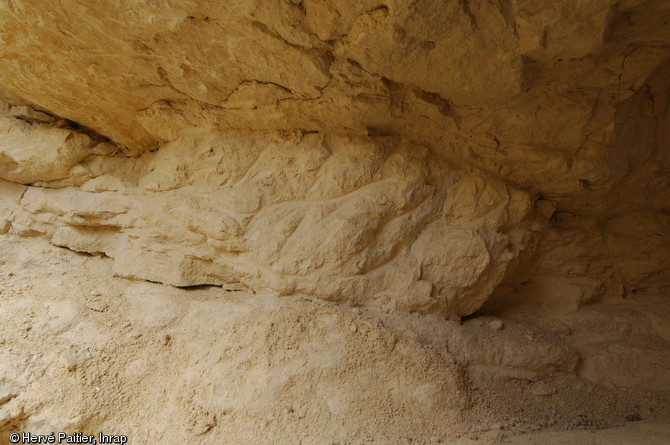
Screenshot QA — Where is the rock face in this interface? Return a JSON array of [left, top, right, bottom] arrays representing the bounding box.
[[0, 0, 669, 319], [0, 126, 540, 319]]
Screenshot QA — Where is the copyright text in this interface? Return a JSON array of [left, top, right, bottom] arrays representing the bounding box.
[[8, 432, 127, 444]]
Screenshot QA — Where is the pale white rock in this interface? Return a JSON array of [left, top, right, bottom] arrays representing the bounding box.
[[1, 129, 539, 319], [0, 117, 114, 184], [488, 320, 504, 331]]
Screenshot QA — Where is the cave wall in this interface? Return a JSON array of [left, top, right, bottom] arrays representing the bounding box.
[[0, 115, 542, 319], [0, 0, 668, 319]]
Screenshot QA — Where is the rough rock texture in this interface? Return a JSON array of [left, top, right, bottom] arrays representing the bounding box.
[[0, 124, 541, 318], [1, 0, 668, 320], [0, 0, 669, 442], [0, 236, 668, 443]]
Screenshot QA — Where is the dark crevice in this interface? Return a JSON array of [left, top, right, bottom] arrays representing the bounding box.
[[175, 283, 247, 292], [53, 244, 106, 258], [412, 88, 462, 127], [6, 102, 129, 151], [459, 0, 477, 29], [58, 119, 116, 145]]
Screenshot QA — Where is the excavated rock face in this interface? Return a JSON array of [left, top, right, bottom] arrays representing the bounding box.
[[0, 0, 669, 319]]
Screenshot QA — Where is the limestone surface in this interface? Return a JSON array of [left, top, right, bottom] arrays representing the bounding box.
[[0, 0, 670, 442], [0, 0, 668, 320], [0, 128, 541, 319]]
